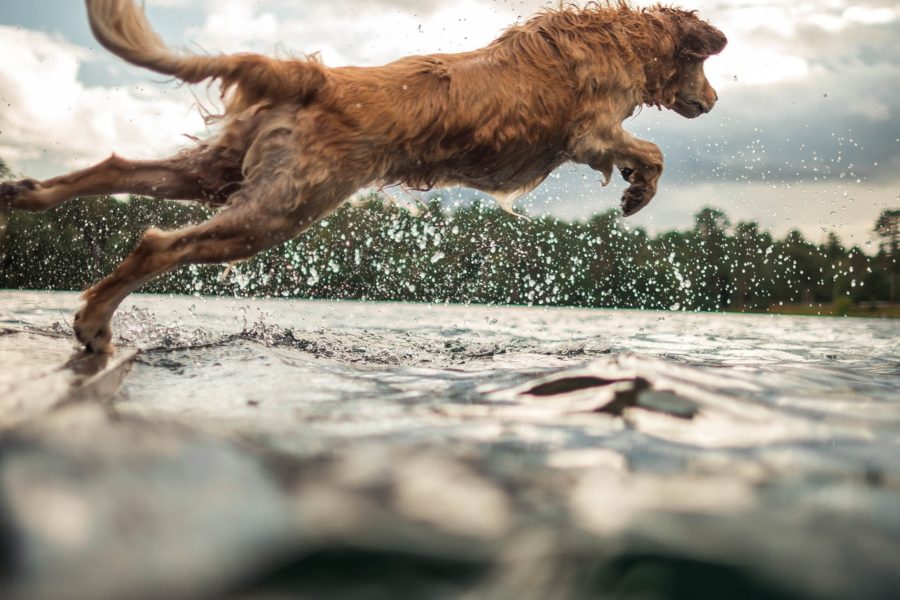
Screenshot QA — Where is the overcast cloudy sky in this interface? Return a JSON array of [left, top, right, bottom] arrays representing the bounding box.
[[1, 0, 898, 247]]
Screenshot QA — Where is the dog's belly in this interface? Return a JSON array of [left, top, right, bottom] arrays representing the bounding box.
[[396, 145, 566, 194], [446, 159, 560, 193]]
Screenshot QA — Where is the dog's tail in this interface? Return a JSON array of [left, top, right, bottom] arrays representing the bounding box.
[[86, 0, 325, 113]]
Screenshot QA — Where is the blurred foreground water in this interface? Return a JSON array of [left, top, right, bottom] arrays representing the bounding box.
[[1, 290, 899, 600]]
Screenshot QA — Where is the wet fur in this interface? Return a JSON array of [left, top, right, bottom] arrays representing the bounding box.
[[0, 0, 725, 352]]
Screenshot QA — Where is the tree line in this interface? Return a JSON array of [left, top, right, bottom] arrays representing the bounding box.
[[1, 182, 897, 314]]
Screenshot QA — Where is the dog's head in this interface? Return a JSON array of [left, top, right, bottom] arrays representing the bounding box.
[[660, 9, 727, 118]]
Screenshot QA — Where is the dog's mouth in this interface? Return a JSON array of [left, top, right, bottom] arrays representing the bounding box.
[[672, 96, 712, 118]]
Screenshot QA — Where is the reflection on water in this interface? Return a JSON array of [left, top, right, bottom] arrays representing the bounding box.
[[0, 290, 899, 600]]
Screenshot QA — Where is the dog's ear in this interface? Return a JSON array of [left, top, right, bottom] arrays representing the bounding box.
[[679, 18, 727, 60]]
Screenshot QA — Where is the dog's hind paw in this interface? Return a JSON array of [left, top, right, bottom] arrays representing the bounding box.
[[0, 179, 40, 209], [73, 308, 115, 354]]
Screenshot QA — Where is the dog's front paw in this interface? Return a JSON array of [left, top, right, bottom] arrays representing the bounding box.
[[621, 184, 655, 217], [74, 307, 114, 354]]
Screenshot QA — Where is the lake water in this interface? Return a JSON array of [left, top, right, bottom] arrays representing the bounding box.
[[1, 289, 899, 600]]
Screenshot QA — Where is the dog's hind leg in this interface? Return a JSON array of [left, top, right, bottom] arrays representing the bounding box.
[[72, 133, 356, 352], [0, 149, 229, 212]]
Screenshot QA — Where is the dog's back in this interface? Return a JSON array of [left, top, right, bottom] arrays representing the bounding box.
[[321, 52, 574, 194]]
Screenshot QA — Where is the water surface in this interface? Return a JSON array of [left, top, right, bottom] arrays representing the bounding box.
[[1, 290, 898, 600]]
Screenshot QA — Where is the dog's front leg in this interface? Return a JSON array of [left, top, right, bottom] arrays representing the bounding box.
[[612, 133, 664, 216]]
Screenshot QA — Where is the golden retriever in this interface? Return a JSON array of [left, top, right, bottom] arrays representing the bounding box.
[[0, 0, 726, 352]]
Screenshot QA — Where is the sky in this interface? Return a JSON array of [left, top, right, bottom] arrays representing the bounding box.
[[0, 0, 898, 249]]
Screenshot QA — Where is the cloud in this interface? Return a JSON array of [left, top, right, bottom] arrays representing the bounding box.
[[146, 0, 197, 6], [0, 25, 205, 178], [185, 0, 518, 66]]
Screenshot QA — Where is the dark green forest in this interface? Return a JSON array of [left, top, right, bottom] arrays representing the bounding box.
[[1, 168, 897, 315]]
